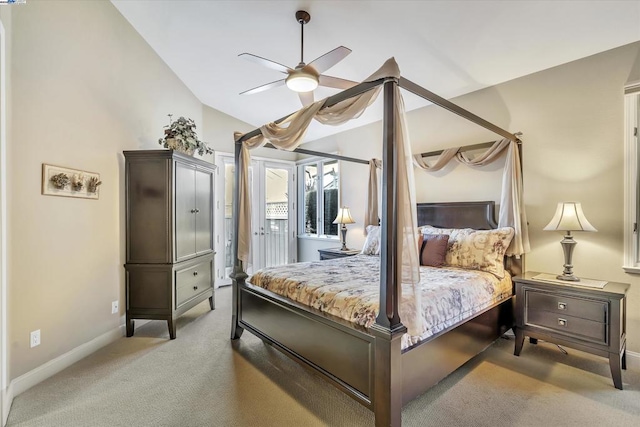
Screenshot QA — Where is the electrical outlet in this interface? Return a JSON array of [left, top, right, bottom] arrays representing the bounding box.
[[111, 300, 119, 314], [30, 330, 41, 348]]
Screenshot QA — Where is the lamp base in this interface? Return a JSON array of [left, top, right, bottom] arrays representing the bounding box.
[[556, 273, 580, 282], [340, 225, 349, 251], [557, 232, 580, 282]]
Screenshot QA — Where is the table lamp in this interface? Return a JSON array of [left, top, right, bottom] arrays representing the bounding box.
[[543, 202, 597, 281], [333, 207, 355, 251]]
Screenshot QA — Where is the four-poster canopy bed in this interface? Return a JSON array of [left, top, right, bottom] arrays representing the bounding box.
[[230, 58, 527, 426]]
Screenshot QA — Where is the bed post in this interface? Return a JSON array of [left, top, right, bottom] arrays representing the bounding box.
[[230, 139, 246, 340], [370, 78, 406, 427]]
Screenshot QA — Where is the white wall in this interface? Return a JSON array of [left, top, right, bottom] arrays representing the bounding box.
[[304, 42, 640, 353], [0, 4, 11, 423], [7, 0, 206, 380]]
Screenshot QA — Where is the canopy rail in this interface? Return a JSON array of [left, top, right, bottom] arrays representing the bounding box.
[[419, 136, 523, 158], [263, 143, 370, 165], [236, 76, 518, 150], [398, 77, 520, 143]]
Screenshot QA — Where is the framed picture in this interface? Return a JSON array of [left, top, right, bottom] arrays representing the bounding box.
[[41, 164, 101, 200]]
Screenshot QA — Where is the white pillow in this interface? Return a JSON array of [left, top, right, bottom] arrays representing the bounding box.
[[361, 225, 381, 255]]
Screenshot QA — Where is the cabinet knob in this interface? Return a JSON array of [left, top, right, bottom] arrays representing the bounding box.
[[190, 209, 196, 213], [193, 271, 198, 276], [195, 209, 200, 213], [193, 285, 198, 291], [558, 318, 567, 327], [558, 302, 567, 310]]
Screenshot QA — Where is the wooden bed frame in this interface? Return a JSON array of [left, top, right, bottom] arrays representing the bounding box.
[[231, 201, 514, 425], [231, 76, 522, 426]]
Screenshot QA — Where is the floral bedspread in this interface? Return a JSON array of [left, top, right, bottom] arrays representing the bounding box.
[[248, 254, 512, 350]]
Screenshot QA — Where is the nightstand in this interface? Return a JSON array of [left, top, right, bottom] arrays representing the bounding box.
[[514, 271, 629, 389], [318, 247, 361, 260]]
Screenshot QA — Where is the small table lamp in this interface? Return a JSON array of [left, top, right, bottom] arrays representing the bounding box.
[[333, 206, 355, 251], [543, 202, 597, 281]]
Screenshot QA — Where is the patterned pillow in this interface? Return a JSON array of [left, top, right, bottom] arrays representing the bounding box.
[[420, 225, 514, 278], [361, 225, 381, 255], [420, 234, 449, 267]]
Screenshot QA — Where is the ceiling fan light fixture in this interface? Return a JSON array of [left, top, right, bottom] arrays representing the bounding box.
[[286, 72, 318, 92]]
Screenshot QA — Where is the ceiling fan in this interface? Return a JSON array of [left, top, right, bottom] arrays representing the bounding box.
[[239, 10, 358, 106]]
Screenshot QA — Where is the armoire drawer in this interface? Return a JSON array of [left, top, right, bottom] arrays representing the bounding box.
[[176, 260, 212, 308]]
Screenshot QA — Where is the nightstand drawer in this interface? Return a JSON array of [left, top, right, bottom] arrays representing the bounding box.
[[526, 309, 607, 344], [526, 290, 607, 323]]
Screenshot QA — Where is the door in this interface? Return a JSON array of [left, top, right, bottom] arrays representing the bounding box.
[[253, 162, 295, 270], [194, 168, 213, 254], [175, 162, 196, 261], [215, 154, 295, 285]]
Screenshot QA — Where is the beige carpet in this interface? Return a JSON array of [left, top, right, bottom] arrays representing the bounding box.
[[7, 286, 640, 426]]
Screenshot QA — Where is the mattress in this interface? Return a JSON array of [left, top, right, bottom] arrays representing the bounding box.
[[248, 254, 512, 350]]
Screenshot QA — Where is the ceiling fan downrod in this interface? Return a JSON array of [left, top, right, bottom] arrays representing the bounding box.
[[296, 10, 311, 67]]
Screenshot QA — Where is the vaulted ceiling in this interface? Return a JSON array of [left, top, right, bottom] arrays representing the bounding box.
[[112, 0, 640, 141]]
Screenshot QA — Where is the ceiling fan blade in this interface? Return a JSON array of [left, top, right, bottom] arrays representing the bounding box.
[[319, 75, 358, 90], [238, 53, 293, 74], [307, 46, 352, 74], [240, 79, 286, 95], [298, 91, 314, 106]]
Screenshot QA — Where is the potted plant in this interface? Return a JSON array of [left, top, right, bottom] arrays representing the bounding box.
[[158, 115, 213, 156]]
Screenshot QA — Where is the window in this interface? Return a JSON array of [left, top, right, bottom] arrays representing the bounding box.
[[624, 84, 640, 273], [298, 159, 340, 237]]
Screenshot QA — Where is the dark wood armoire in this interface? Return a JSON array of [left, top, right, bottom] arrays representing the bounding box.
[[123, 150, 216, 339]]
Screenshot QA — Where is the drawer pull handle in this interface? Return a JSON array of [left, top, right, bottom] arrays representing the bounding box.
[[558, 302, 567, 310], [193, 271, 198, 276], [193, 286, 198, 291], [558, 318, 567, 327]]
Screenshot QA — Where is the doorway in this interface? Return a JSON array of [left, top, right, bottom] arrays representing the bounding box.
[[215, 154, 296, 286]]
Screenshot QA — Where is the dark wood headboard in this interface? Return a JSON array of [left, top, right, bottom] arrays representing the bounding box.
[[416, 201, 498, 230]]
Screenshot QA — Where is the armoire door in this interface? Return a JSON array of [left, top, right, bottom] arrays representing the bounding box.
[[175, 162, 196, 261], [195, 168, 213, 254]]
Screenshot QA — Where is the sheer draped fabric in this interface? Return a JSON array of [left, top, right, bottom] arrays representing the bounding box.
[[412, 139, 530, 256], [234, 58, 423, 336], [364, 158, 382, 233]]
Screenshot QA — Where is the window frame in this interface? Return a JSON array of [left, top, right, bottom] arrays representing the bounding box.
[[297, 157, 341, 240], [623, 85, 640, 273]]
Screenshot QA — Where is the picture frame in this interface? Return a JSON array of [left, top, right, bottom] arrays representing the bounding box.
[[41, 164, 101, 200]]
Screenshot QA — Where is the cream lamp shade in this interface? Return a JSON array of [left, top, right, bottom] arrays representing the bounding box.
[[333, 207, 355, 225], [285, 71, 319, 92], [544, 202, 596, 282], [543, 202, 597, 232], [333, 207, 355, 251]]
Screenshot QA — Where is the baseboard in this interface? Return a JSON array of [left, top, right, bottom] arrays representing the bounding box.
[[2, 381, 12, 427], [625, 350, 640, 372], [10, 324, 125, 398]]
